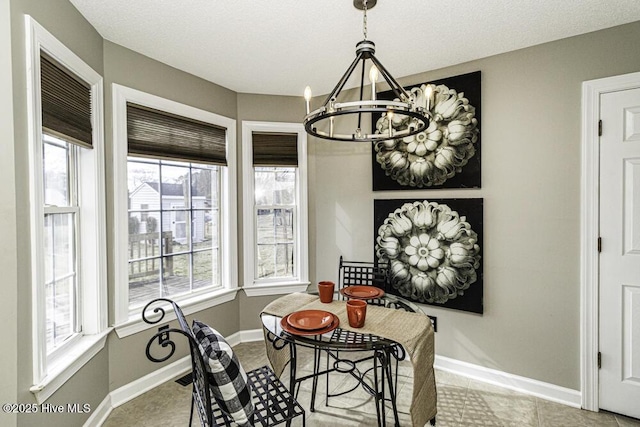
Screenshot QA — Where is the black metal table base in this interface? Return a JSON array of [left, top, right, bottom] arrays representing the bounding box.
[[296, 345, 401, 427]]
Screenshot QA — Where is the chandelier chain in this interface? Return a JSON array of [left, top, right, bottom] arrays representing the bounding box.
[[362, 0, 368, 40]]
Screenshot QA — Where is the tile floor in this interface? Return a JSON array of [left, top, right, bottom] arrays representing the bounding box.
[[103, 342, 640, 427]]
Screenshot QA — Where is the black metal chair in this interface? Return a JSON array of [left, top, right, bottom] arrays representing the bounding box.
[[143, 298, 305, 427], [338, 256, 389, 294], [329, 257, 410, 417]]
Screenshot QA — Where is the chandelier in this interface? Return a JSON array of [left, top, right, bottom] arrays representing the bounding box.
[[303, 0, 430, 142]]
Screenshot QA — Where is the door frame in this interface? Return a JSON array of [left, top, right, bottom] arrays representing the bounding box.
[[581, 70, 640, 411]]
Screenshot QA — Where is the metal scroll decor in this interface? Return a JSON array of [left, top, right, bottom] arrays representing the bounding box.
[[372, 71, 481, 191], [374, 198, 483, 314]]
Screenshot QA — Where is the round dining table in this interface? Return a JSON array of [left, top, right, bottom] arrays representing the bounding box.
[[260, 291, 422, 427]]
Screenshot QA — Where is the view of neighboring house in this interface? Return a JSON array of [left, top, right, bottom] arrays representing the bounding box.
[[129, 181, 209, 243]]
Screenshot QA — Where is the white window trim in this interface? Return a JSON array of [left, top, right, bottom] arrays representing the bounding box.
[[25, 15, 108, 399], [241, 121, 309, 297], [29, 328, 111, 404], [112, 84, 238, 335]]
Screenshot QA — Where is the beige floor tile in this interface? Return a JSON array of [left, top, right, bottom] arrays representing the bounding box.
[[309, 393, 399, 426], [101, 340, 640, 427], [436, 368, 471, 388], [102, 380, 192, 427], [460, 380, 538, 427], [537, 398, 618, 427], [435, 383, 467, 426], [615, 413, 640, 427]]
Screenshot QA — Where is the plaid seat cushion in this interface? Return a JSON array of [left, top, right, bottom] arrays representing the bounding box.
[[192, 320, 254, 426]]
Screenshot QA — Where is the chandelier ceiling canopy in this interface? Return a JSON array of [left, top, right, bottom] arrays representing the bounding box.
[[303, 0, 431, 142]]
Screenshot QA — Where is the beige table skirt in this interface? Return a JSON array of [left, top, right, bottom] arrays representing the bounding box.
[[262, 292, 437, 427]]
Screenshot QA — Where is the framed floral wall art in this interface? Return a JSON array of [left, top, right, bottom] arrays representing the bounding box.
[[374, 198, 483, 314], [372, 71, 481, 191]]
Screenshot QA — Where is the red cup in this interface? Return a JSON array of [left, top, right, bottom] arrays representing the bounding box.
[[318, 281, 335, 303], [347, 299, 367, 328]]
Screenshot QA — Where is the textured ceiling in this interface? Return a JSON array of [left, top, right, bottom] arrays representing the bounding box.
[[69, 0, 640, 96]]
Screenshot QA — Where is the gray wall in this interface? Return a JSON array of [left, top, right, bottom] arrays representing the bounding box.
[[310, 20, 640, 390]]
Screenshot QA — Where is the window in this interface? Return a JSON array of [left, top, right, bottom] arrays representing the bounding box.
[[242, 122, 309, 296], [126, 158, 221, 307], [43, 134, 80, 352], [113, 85, 238, 333], [26, 16, 107, 402], [255, 167, 295, 279]]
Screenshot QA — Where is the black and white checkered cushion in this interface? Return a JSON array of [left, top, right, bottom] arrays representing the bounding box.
[[192, 320, 254, 426]]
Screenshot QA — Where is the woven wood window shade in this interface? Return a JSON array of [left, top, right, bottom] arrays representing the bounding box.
[[252, 132, 298, 167], [127, 103, 227, 166], [40, 53, 92, 148]]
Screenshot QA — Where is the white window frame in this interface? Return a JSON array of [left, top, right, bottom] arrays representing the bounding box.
[[25, 16, 109, 403], [112, 84, 238, 337], [241, 121, 309, 296], [42, 135, 82, 358]]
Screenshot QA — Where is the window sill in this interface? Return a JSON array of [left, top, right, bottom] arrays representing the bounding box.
[[114, 288, 239, 338], [30, 328, 112, 404], [243, 281, 310, 297]]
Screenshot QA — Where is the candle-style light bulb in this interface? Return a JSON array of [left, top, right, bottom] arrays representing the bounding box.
[[304, 86, 312, 114], [369, 65, 379, 101], [424, 85, 433, 111], [387, 110, 394, 138]]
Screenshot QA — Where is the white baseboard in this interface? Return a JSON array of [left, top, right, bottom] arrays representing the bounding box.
[[233, 328, 265, 344], [434, 355, 582, 408], [223, 329, 264, 346], [83, 394, 112, 427], [111, 355, 191, 408], [87, 355, 190, 427], [91, 330, 583, 426]]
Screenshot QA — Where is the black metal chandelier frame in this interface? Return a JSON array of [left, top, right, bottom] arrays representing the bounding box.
[[303, 0, 430, 142]]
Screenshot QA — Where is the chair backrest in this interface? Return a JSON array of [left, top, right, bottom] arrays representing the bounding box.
[[143, 298, 215, 427], [338, 256, 389, 291]]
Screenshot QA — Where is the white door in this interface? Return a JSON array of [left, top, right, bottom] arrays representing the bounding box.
[[599, 87, 640, 419]]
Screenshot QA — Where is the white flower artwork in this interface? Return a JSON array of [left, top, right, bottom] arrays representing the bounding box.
[[375, 200, 482, 311], [372, 71, 481, 191], [374, 83, 479, 187]]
